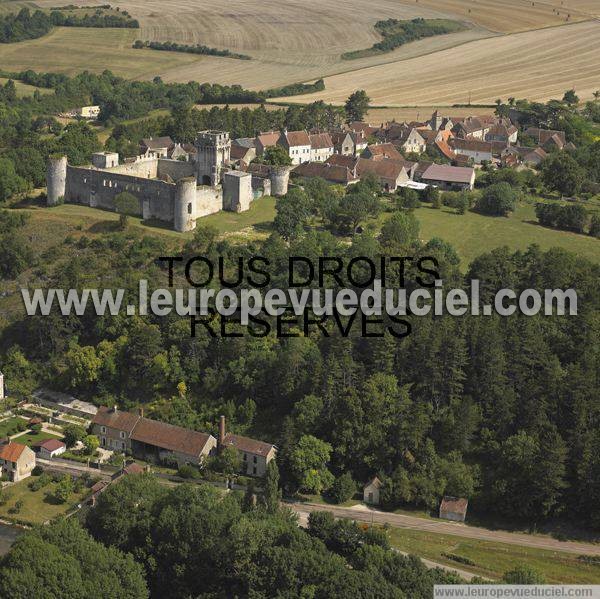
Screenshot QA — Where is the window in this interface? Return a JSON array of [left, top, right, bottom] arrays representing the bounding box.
[[243, 453, 247, 461], [188, 203, 192, 214], [120, 431, 125, 439], [253, 466, 257, 475], [122, 442, 125, 450], [101, 426, 106, 434], [101, 437, 106, 447], [253, 456, 257, 464]]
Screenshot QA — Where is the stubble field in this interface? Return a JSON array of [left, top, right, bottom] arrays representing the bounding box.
[[0, 0, 599, 105]]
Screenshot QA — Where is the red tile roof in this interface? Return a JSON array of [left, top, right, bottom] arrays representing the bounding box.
[[131, 417, 213, 457], [435, 139, 456, 160], [309, 132, 334, 150], [34, 438, 65, 452], [222, 433, 275, 457], [92, 406, 140, 434], [356, 158, 409, 181], [256, 131, 279, 148], [422, 163, 474, 184], [364, 143, 402, 160], [282, 130, 311, 147], [141, 136, 173, 150], [326, 154, 359, 170], [0, 442, 27, 462]]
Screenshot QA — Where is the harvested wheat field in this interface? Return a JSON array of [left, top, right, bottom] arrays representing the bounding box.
[[277, 20, 600, 106]]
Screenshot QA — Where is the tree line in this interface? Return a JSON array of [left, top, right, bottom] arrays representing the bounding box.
[[0, 7, 138, 43], [133, 39, 251, 61]]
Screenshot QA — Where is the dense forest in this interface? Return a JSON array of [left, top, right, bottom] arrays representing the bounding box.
[[0, 475, 462, 598], [343, 18, 465, 60], [0, 7, 138, 43]]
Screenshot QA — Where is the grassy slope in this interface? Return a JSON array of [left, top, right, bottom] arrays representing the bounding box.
[[409, 202, 600, 268], [0, 77, 52, 97], [389, 527, 600, 583]]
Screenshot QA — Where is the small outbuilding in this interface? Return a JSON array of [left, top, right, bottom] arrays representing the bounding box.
[[439, 496, 468, 522], [34, 438, 66, 459], [363, 476, 382, 506]]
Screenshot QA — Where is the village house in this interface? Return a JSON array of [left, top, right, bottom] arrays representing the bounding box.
[[356, 158, 413, 192], [523, 127, 566, 148], [77, 105, 101, 120], [361, 143, 403, 161], [0, 442, 36, 482], [452, 116, 491, 140], [309, 132, 335, 162], [439, 496, 468, 522], [486, 122, 518, 144], [33, 438, 66, 459], [363, 476, 382, 505], [278, 130, 312, 165], [230, 139, 257, 166], [331, 131, 356, 156], [421, 163, 475, 191], [254, 131, 280, 156], [429, 110, 454, 131], [91, 406, 217, 466], [450, 138, 493, 164], [139, 136, 175, 158], [217, 416, 276, 477], [395, 127, 428, 154]]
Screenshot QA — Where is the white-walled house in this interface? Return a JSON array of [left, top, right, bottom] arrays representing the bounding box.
[[278, 130, 311, 165], [309, 133, 334, 162]]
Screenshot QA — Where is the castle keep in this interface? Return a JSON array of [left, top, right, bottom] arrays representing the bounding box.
[[46, 130, 289, 232]]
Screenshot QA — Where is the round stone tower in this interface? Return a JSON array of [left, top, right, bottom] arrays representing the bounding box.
[[269, 165, 291, 197], [46, 155, 68, 206], [174, 177, 197, 233]]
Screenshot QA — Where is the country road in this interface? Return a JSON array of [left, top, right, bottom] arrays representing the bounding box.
[[286, 501, 600, 557]]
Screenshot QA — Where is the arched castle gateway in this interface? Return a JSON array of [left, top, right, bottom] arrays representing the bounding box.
[[46, 130, 289, 232]]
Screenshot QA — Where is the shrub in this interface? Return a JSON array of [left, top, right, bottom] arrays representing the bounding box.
[[475, 182, 517, 216], [330, 473, 357, 504], [177, 464, 200, 479], [31, 465, 44, 476]]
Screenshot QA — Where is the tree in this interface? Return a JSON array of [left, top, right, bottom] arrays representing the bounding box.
[[503, 564, 546, 584], [83, 434, 99, 455], [64, 344, 101, 390], [540, 152, 585, 197], [335, 191, 380, 233], [53, 475, 73, 503], [330, 472, 356, 503], [0, 157, 29, 202], [562, 89, 579, 106], [273, 188, 311, 240], [63, 424, 86, 448], [589, 214, 600, 238], [260, 145, 292, 166], [288, 434, 334, 494], [345, 90, 370, 122], [113, 191, 140, 230], [379, 211, 420, 248], [475, 182, 517, 216], [262, 459, 281, 513], [0, 519, 148, 599], [211, 446, 241, 476]]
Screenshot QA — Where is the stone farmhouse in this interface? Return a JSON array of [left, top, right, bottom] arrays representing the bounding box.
[[0, 442, 36, 482], [91, 407, 276, 476], [46, 130, 291, 233]]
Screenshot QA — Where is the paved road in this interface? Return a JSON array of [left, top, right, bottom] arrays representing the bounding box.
[[287, 501, 600, 556]]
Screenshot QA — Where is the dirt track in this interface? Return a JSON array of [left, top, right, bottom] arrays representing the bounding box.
[[287, 501, 600, 556]]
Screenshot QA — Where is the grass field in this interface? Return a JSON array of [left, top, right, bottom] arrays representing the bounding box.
[[409, 202, 600, 268], [0, 76, 52, 97], [0, 417, 24, 438], [0, 478, 88, 525], [12, 429, 63, 446], [388, 527, 600, 583]]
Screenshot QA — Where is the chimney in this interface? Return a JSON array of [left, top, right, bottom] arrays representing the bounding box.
[[219, 415, 226, 447], [112, 404, 118, 413]]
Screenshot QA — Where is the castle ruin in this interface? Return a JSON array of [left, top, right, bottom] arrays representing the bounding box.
[[46, 130, 289, 232]]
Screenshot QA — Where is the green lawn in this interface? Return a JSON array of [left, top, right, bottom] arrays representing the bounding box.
[[14, 429, 63, 447], [380, 201, 600, 269], [388, 527, 600, 583], [0, 417, 25, 438], [0, 478, 88, 524], [202, 195, 276, 237]]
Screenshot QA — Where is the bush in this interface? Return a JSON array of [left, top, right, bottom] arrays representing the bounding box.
[[330, 473, 357, 504], [475, 182, 517, 216], [177, 464, 200, 479], [31, 465, 44, 476], [442, 552, 476, 566]]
